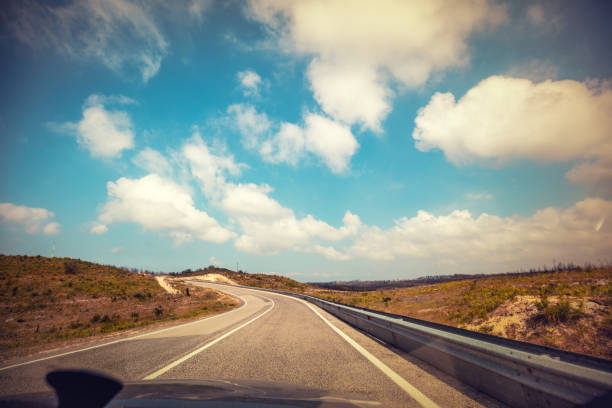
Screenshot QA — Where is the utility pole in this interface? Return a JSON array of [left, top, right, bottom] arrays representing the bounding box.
[[236, 262, 239, 272]]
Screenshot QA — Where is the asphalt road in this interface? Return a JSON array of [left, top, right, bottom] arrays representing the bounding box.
[[0, 282, 506, 407]]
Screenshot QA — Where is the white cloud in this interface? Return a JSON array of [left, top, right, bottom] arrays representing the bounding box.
[[0, 202, 60, 235], [182, 133, 243, 199], [90, 223, 108, 235], [349, 198, 612, 269], [307, 59, 391, 132], [303, 113, 359, 174], [180, 134, 361, 256], [42, 222, 61, 235], [260, 122, 305, 165], [4, 0, 170, 82], [110, 246, 123, 254], [227, 104, 358, 173], [133, 148, 172, 175], [220, 183, 291, 219], [246, 0, 506, 131], [237, 70, 263, 96], [208, 255, 221, 265], [76, 106, 134, 158], [227, 104, 272, 149], [97, 173, 236, 244], [56, 95, 135, 159], [308, 244, 351, 261], [413, 76, 612, 192], [233, 210, 361, 256], [565, 159, 612, 195]]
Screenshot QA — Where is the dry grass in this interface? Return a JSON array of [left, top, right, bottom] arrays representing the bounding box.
[[306, 268, 612, 359], [172, 264, 612, 359], [176, 267, 310, 292], [0, 255, 238, 361]]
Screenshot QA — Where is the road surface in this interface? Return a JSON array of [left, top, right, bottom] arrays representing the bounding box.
[[0, 282, 506, 407]]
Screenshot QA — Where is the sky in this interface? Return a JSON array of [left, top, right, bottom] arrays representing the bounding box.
[[1, 0, 611, 281]]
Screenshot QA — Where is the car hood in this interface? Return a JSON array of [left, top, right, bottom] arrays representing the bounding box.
[[1, 378, 382, 408]]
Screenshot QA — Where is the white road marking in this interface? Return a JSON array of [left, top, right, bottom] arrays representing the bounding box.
[[186, 283, 439, 408], [235, 287, 440, 408], [0, 295, 248, 372], [142, 298, 275, 380], [300, 300, 440, 408]]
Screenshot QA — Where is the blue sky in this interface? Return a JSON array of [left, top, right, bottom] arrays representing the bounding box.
[[1, 0, 611, 281]]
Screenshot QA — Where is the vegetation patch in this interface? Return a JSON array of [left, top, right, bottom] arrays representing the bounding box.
[[153, 263, 611, 359], [0, 255, 237, 361]]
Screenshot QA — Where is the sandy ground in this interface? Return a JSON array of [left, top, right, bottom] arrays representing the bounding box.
[[187, 273, 237, 285], [155, 275, 179, 294]]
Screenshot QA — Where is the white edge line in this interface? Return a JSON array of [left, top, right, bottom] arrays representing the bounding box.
[[264, 290, 440, 408], [142, 298, 275, 380], [0, 294, 249, 372]]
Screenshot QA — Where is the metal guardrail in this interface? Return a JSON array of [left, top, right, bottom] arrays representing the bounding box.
[[198, 282, 612, 408]]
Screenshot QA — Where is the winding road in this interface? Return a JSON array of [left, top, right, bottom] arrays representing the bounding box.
[[0, 282, 506, 407]]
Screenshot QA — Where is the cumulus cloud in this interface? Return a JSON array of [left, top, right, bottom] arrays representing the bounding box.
[[132, 147, 172, 175], [245, 0, 505, 131], [220, 183, 291, 219], [182, 133, 244, 199], [308, 244, 352, 261], [228, 103, 358, 173], [180, 134, 361, 255], [413, 76, 612, 193], [232, 210, 361, 255], [307, 59, 391, 132], [97, 173, 235, 244], [302, 113, 358, 174], [90, 222, 108, 235], [227, 104, 272, 149], [349, 198, 612, 269], [565, 159, 612, 195], [42, 222, 61, 235], [54, 95, 135, 159], [237, 70, 263, 96], [0, 202, 60, 235], [223, 183, 362, 255], [260, 122, 305, 165]]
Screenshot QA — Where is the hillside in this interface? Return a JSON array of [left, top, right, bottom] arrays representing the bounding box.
[[179, 265, 611, 360], [0, 255, 238, 360], [172, 266, 310, 292], [313, 267, 612, 360]]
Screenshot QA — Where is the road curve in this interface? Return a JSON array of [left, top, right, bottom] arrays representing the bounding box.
[[0, 282, 506, 407]]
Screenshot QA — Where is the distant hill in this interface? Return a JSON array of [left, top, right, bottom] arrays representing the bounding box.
[[0, 255, 237, 360], [309, 263, 595, 291], [171, 266, 310, 292]]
